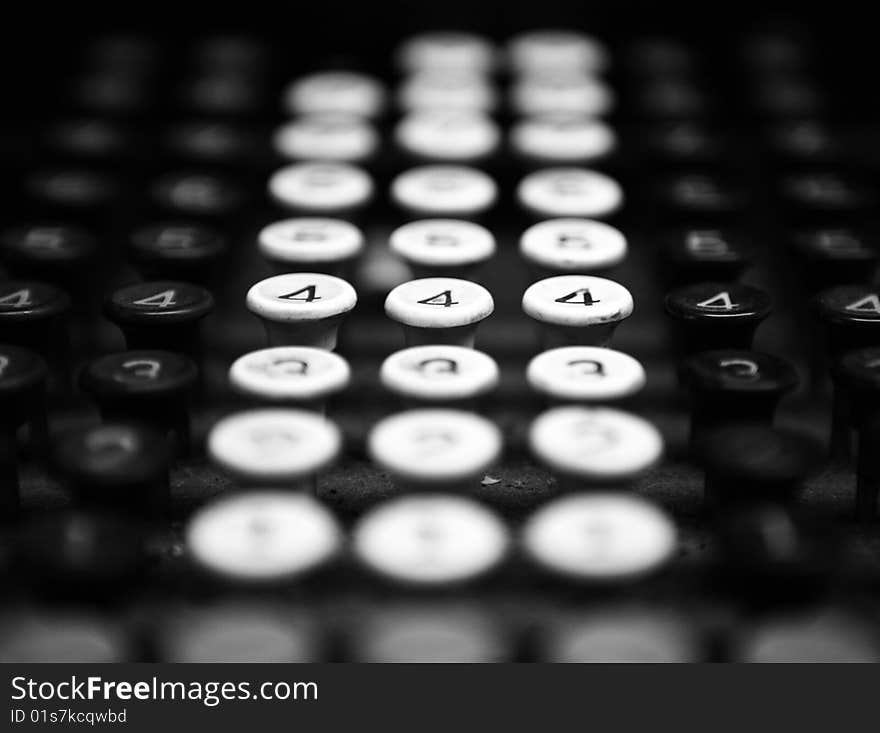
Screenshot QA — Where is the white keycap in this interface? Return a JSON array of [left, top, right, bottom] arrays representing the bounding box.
[[186, 491, 342, 582], [268, 162, 373, 213], [510, 115, 616, 163], [391, 165, 497, 217], [246, 272, 357, 349], [207, 408, 342, 483], [397, 32, 496, 73], [521, 492, 677, 580], [385, 277, 494, 346], [273, 114, 379, 162], [283, 71, 385, 117], [528, 406, 663, 481], [229, 347, 351, 403], [507, 30, 609, 74], [395, 110, 500, 161], [368, 409, 502, 485], [258, 218, 364, 266], [352, 494, 509, 584], [381, 345, 499, 401], [527, 346, 646, 402], [510, 73, 614, 116], [522, 275, 633, 345], [397, 71, 497, 112], [517, 168, 623, 218], [519, 218, 627, 272], [351, 604, 510, 662], [389, 219, 496, 270], [157, 603, 321, 662]]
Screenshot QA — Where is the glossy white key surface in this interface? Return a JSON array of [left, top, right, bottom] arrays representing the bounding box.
[[385, 277, 494, 329], [522, 274, 633, 328], [517, 167, 623, 218], [258, 218, 365, 265], [527, 346, 646, 401], [268, 162, 374, 211], [230, 347, 351, 401], [283, 71, 385, 117], [520, 218, 627, 271], [381, 345, 499, 401], [390, 219, 496, 268], [247, 272, 357, 322], [391, 165, 497, 216]]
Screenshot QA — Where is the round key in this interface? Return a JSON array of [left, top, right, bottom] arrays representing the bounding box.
[[229, 347, 350, 406], [662, 228, 754, 285], [273, 114, 379, 162], [79, 350, 197, 453], [698, 425, 820, 510], [0, 280, 70, 364], [152, 171, 244, 219], [350, 604, 510, 662], [128, 223, 227, 283], [166, 121, 261, 165], [352, 494, 509, 585], [104, 280, 214, 354], [517, 168, 623, 219], [52, 423, 170, 515], [657, 173, 746, 218], [246, 272, 357, 350], [510, 115, 616, 164], [0, 345, 47, 517], [527, 346, 646, 403], [510, 73, 614, 117], [397, 32, 496, 73], [664, 282, 773, 354], [395, 110, 500, 162], [397, 71, 497, 112], [815, 284, 880, 361], [529, 406, 663, 486], [679, 350, 799, 452], [792, 228, 878, 292], [179, 72, 267, 115], [380, 345, 499, 403], [368, 409, 501, 490], [46, 118, 133, 160], [538, 608, 702, 662], [25, 169, 120, 214], [391, 165, 497, 218], [507, 30, 609, 73], [156, 603, 321, 662], [384, 277, 494, 347], [522, 275, 634, 346], [521, 493, 677, 582], [1, 225, 98, 286], [0, 612, 130, 662], [283, 71, 385, 117], [257, 218, 364, 274], [17, 511, 145, 595], [519, 219, 627, 275], [389, 219, 495, 277], [207, 408, 341, 486], [735, 611, 880, 663], [186, 491, 342, 584], [268, 162, 374, 214]]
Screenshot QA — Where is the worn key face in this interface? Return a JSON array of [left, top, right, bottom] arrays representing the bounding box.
[[507, 30, 609, 73], [520, 218, 627, 272], [391, 165, 497, 217], [229, 347, 351, 402], [352, 494, 509, 585], [389, 219, 496, 270], [517, 168, 623, 218], [81, 350, 197, 399], [207, 408, 341, 483], [258, 218, 364, 266], [380, 345, 499, 401], [186, 491, 342, 583], [385, 277, 494, 329], [527, 346, 646, 402], [522, 274, 634, 331], [521, 493, 677, 581]]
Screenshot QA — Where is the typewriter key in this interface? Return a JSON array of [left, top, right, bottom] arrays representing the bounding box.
[[662, 228, 753, 285], [522, 275, 634, 347], [397, 32, 496, 74], [664, 281, 772, 354], [517, 168, 623, 219], [792, 228, 877, 292], [528, 406, 663, 486], [1, 225, 98, 289], [521, 493, 677, 582], [389, 219, 496, 278], [352, 494, 509, 585], [391, 165, 497, 219], [152, 172, 245, 219], [380, 345, 499, 404], [510, 115, 617, 165], [526, 346, 646, 403], [128, 223, 228, 284], [257, 218, 365, 275], [283, 71, 386, 118], [519, 218, 627, 275], [207, 409, 341, 487], [274, 114, 379, 162], [0, 612, 130, 662], [229, 347, 351, 408], [397, 71, 497, 112], [185, 491, 342, 584], [247, 272, 357, 350], [815, 284, 880, 362], [384, 277, 494, 347], [0, 281, 70, 367], [395, 110, 500, 162], [368, 409, 501, 491], [507, 30, 609, 74], [268, 162, 374, 215], [510, 73, 614, 117]]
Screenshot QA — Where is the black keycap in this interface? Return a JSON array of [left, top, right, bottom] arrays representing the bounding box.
[[68, 72, 153, 116], [127, 223, 228, 284], [679, 350, 799, 454], [664, 282, 773, 354], [780, 172, 874, 219], [16, 510, 146, 596], [641, 123, 728, 166], [698, 424, 820, 511], [150, 172, 246, 220], [165, 121, 263, 167], [1, 225, 98, 286], [44, 119, 135, 162], [24, 169, 121, 216], [0, 345, 48, 518], [655, 173, 746, 220], [0, 280, 71, 366], [179, 73, 267, 116], [52, 423, 171, 516], [791, 228, 877, 292], [79, 350, 198, 455], [814, 284, 880, 362], [104, 280, 214, 357], [662, 228, 754, 285]]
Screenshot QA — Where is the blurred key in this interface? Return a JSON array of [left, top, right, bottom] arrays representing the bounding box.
[[397, 32, 496, 74], [0, 612, 131, 662], [274, 114, 379, 163], [517, 168, 623, 219], [395, 110, 500, 162], [391, 165, 497, 219], [510, 115, 616, 165], [389, 219, 495, 279], [380, 345, 499, 404], [268, 162, 374, 216], [507, 30, 609, 74], [527, 346, 646, 404], [519, 219, 627, 276], [283, 71, 386, 118]]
